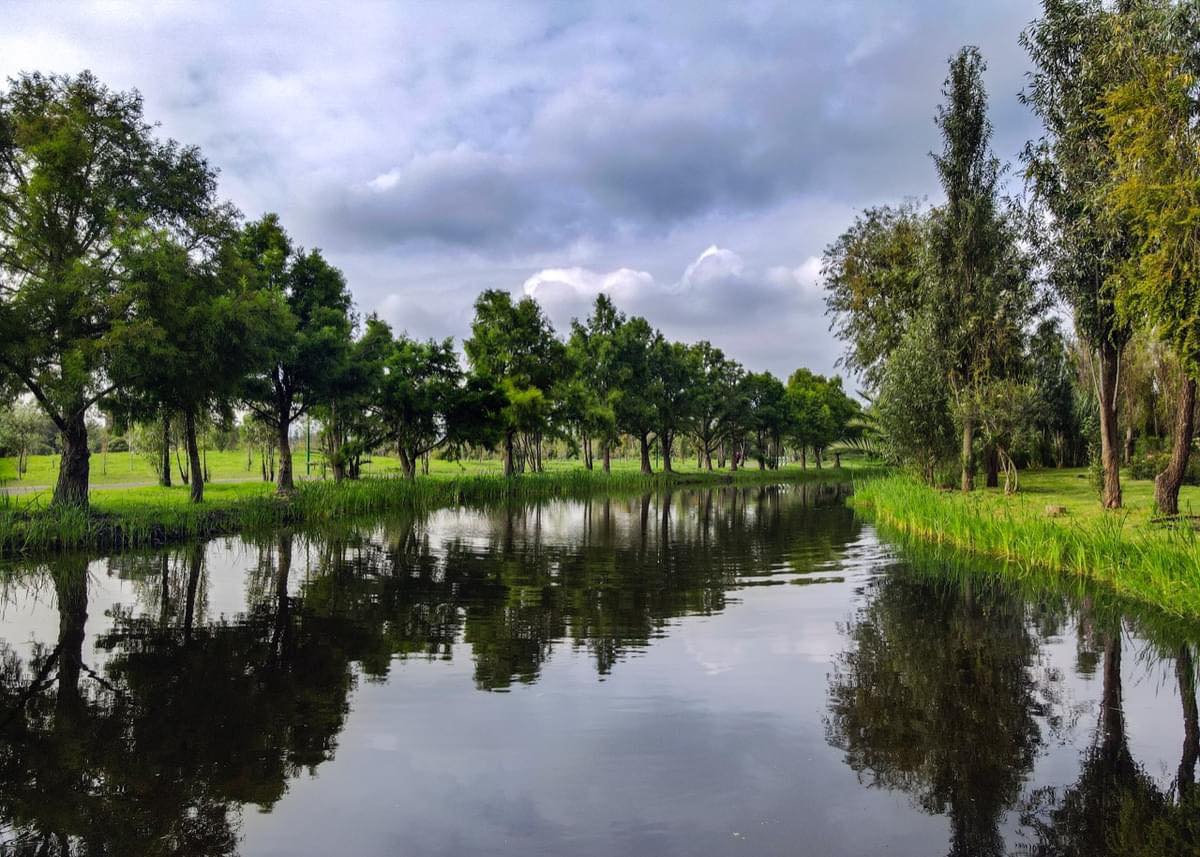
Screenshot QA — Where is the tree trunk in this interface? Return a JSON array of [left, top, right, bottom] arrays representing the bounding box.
[[730, 444, 738, 472], [331, 457, 346, 483], [160, 413, 172, 488], [602, 443, 611, 474], [662, 430, 674, 473], [800, 446, 807, 469], [1123, 424, 1135, 466], [185, 407, 204, 504], [639, 434, 653, 475], [960, 417, 975, 492], [834, 452, 841, 468], [704, 445, 713, 471], [1154, 377, 1196, 517], [985, 445, 999, 489], [52, 410, 90, 509], [1098, 341, 1123, 509], [1179, 644, 1199, 799], [399, 446, 416, 480], [503, 430, 515, 477], [276, 419, 295, 494]]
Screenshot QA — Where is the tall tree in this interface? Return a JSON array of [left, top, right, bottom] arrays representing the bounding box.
[[237, 215, 354, 494], [1022, 1, 1137, 508], [929, 47, 1031, 492], [1102, 0, 1200, 514], [0, 72, 219, 507]]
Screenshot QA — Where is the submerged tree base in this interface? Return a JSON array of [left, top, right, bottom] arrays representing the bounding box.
[[853, 473, 1200, 619], [0, 464, 874, 557]]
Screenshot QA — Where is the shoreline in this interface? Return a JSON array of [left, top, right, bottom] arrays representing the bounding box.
[[852, 474, 1200, 620], [0, 464, 870, 559]]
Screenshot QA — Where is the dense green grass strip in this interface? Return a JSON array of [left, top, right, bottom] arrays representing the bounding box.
[[853, 475, 1200, 618], [0, 464, 871, 557]]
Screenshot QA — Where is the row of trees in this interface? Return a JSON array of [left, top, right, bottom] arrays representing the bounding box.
[[0, 72, 859, 509], [824, 0, 1200, 513]]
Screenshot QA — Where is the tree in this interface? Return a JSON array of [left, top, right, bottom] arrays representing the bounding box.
[[463, 289, 564, 476], [1022, 1, 1138, 508], [0, 400, 50, 478], [316, 315, 390, 482], [611, 315, 659, 474], [0, 72, 220, 507], [929, 47, 1034, 492], [112, 224, 284, 502], [1027, 320, 1083, 468], [565, 294, 624, 471], [649, 337, 699, 474], [822, 201, 930, 387], [739, 372, 788, 470], [237, 215, 354, 494], [1102, 0, 1200, 515], [876, 319, 957, 483], [377, 325, 467, 479], [687, 341, 742, 471]]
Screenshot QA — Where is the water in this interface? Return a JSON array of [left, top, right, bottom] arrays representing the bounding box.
[[0, 483, 1198, 856]]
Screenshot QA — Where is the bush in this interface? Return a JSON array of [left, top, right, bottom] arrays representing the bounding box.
[[1129, 451, 1200, 485]]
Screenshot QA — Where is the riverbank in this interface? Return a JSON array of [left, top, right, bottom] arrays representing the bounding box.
[[853, 470, 1200, 618], [0, 460, 870, 557]]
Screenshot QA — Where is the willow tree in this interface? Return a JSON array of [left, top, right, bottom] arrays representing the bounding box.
[[929, 47, 1033, 492], [1102, 0, 1200, 515], [0, 72, 218, 507], [1022, 0, 1137, 509]]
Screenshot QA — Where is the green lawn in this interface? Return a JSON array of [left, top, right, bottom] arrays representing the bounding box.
[[955, 466, 1200, 523]]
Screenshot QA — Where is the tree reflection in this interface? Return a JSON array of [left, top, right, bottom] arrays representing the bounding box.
[[825, 570, 1043, 857], [0, 483, 859, 853]]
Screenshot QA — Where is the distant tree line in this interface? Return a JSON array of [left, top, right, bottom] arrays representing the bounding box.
[[823, 0, 1200, 513], [0, 72, 860, 508]]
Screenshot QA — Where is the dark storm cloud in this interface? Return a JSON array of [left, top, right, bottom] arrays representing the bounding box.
[[0, 0, 1044, 378]]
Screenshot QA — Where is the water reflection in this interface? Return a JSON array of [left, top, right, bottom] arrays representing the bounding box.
[[827, 557, 1200, 856], [1, 483, 1199, 855]]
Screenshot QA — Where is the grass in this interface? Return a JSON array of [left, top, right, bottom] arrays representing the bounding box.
[[0, 455, 876, 557], [853, 468, 1200, 619]]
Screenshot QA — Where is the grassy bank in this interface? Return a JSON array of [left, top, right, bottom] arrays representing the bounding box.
[[853, 469, 1200, 618], [0, 459, 871, 557]]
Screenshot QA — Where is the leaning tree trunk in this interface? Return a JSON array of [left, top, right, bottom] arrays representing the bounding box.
[[184, 407, 204, 504], [53, 410, 91, 509], [160, 412, 172, 488], [639, 434, 653, 475], [1098, 341, 1123, 509], [276, 419, 295, 494], [1155, 377, 1196, 517], [960, 417, 975, 493]]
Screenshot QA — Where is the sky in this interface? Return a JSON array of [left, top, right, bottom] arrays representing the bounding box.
[[0, 0, 1045, 383]]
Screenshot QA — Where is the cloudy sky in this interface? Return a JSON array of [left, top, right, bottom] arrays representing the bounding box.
[[1, 0, 1044, 382]]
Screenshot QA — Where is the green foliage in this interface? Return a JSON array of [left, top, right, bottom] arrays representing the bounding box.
[[875, 320, 957, 481], [822, 201, 929, 386], [0, 71, 221, 505]]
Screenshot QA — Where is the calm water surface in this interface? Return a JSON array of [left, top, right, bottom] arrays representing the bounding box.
[[1, 483, 1198, 856]]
